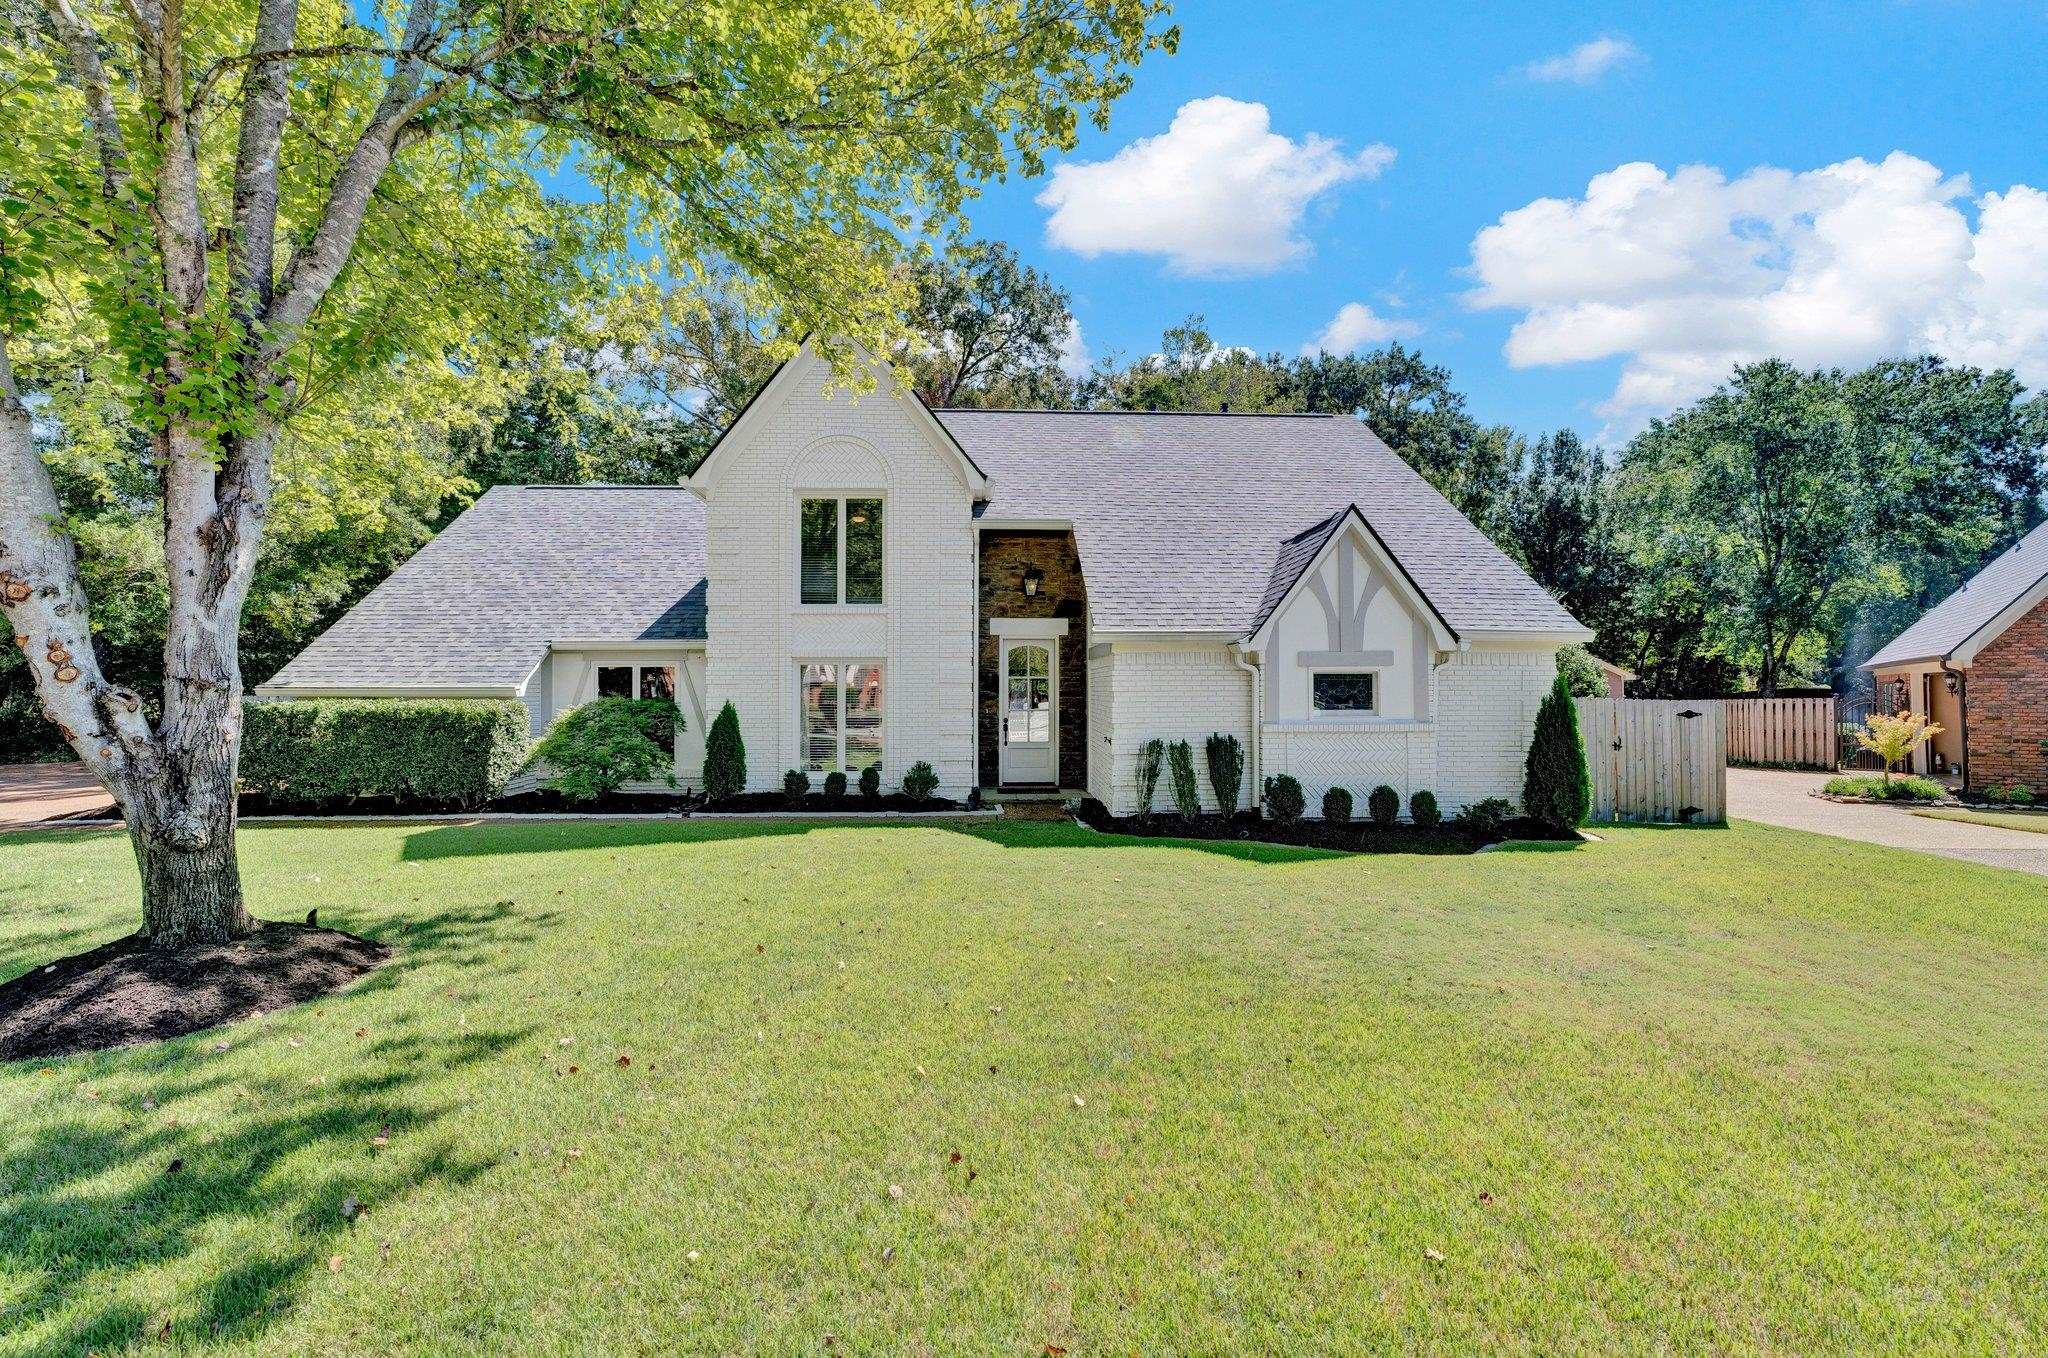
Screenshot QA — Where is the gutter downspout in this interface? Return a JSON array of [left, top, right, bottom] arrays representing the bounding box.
[[1940, 658, 1968, 792], [1230, 644, 1262, 813]]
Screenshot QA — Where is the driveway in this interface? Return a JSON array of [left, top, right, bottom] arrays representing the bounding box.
[[1729, 767, 2048, 877], [0, 762, 115, 829]]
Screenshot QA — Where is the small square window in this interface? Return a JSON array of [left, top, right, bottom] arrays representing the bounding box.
[[596, 665, 633, 698], [1311, 672, 1375, 713], [639, 665, 676, 701]]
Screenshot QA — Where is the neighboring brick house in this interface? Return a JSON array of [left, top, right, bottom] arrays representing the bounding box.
[[262, 340, 1593, 816], [1863, 520, 2048, 793]]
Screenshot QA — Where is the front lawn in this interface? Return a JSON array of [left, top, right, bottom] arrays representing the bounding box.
[[1915, 807, 2048, 835], [2, 820, 2044, 1353]]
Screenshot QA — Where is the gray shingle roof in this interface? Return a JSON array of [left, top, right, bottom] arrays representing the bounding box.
[[1247, 508, 1348, 641], [262, 485, 705, 691], [1863, 519, 2048, 669], [941, 409, 1585, 637]]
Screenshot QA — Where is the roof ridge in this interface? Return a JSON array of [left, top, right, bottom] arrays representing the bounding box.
[[932, 407, 1340, 418], [506, 482, 693, 490]]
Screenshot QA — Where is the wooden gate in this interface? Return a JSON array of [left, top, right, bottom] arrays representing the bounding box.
[[1724, 696, 1837, 770], [1575, 698, 1727, 824]]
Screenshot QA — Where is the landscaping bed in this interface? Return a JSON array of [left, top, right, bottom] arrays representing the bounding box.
[[704, 790, 966, 814], [1070, 798, 1575, 852]]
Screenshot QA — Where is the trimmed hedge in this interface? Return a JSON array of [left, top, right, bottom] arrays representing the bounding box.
[[242, 698, 530, 809]]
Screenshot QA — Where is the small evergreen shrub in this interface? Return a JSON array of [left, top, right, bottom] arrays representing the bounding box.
[[783, 768, 811, 797], [242, 698, 530, 809], [1166, 740, 1200, 816], [1135, 739, 1165, 815], [1409, 789, 1441, 827], [823, 770, 848, 797], [1367, 784, 1399, 825], [902, 760, 939, 802], [1522, 675, 1593, 828], [1321, 786, 1352, 822], [858, 764, 881, 799], [532, 698, 678, 800], [704, 701, 746, 801], [1204, 733, 1244, 815], [1264, 773, 1305, 823], [1453, 797, 1514, 837], [1985, 782, 2036, 805]]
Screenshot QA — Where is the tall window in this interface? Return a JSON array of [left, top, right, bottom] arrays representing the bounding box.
[[801, 663, 883, 773], [799, 497, 883, 605]]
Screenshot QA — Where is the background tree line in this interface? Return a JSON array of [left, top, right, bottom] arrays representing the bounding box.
[[9, 240, 2044, 758]]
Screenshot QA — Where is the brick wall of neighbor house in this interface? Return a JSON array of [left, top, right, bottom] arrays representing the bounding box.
[[1098, 646, 1254, 816], [978, 531, 1087, 788], [1966, 598, 2048, 790], [701, 361, 977, 794], [1430, 647, 1558, 810]]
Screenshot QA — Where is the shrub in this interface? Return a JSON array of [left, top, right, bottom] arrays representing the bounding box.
[[1409, 789, 1441, 827], [1321, 786, 1352, 822], [1453, 797, 1514, 837], [858, 764, 881, 799], [1134, 739, 1165, 815], [1367, 783, 1399, 826], [1204, 733, 1244, 815], [1264, 773, 1305, 823], [823, 770, 847, 797], [783, 768, 811, 797], [1555, 644, 1607, 698], [532, 698, 679, 800], [902, 760, 939, 802], [1853, 711, 1943, 787], [1522, 674, 1593, 828], [1166, 740, 1200, 816], [704, 701, 746, 801], [242, 698, 530, 810], [1986, 782, 2036, 805], [1823, 774, 1945, 802]]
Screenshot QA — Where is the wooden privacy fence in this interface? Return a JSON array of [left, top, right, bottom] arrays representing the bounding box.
[[1575, 698, 1727, 824], [1724, 696, 1837, 770]]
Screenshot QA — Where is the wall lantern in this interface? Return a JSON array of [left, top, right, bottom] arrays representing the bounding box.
[[1020, 566, 1044, 597], [1943, 671, 1961, 696]]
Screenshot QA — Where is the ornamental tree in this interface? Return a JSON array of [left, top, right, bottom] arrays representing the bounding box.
[[1853, 710, 1943, 788], [0, 0, 1171, 947]]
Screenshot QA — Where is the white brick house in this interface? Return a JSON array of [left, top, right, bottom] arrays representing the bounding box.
[[263, 341, 1592, 815]]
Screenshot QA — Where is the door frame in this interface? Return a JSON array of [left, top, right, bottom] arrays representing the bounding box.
[[989, 617, 1069, 787]]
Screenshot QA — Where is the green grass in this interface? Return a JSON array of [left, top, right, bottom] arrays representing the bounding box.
[[2, 819, 2045, 1354], [1914, 807, 2048, 834]]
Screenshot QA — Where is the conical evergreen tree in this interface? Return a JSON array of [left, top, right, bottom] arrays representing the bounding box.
[[1522, 674, 1593, 828], [704, 701, 747, 802]]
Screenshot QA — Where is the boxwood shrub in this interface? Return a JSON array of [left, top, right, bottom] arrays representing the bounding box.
[[242, 698, 530, 809]]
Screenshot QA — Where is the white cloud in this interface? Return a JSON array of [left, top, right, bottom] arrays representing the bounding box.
[[1037, 97, 1394, 277], [1465, 152, 2048, 434], [1055, 317, 1092, 379], [1300, 302, 1420, 355], [1523, 36, 1642, 84]]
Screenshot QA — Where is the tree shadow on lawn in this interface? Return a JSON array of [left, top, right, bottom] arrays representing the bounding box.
[[0, 1015, 528, 1355], [0, 899, 564, 1352], [395, 817, 1355, 866]]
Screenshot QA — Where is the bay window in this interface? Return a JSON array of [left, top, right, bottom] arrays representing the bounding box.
[[799, 496, 883, 605], [800, 662, 883, 773]]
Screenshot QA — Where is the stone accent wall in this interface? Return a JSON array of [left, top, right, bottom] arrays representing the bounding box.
[[1967, 598, 2048, 791], [978, 531, 1087, 788]]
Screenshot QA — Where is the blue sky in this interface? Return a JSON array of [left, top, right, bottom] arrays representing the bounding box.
[[957, 0, 2048, 440]]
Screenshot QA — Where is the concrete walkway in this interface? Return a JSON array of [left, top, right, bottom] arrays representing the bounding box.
[[1729, 767, 2048, 878], [0, 762, 115, 829]]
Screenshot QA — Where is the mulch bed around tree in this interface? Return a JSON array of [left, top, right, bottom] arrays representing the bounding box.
[[0, 922, 391, 1061]]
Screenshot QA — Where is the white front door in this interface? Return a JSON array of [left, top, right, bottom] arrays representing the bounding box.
[[999, 641, 1057, 785]]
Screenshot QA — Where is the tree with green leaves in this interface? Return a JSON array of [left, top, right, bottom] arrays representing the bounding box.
[[1081, 316, 1300, 413], [902, 240, 1079, 408], [1523, 675, 1591, 829], [0, 0, 1171, 948]]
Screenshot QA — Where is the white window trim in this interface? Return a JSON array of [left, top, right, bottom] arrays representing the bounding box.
[[796, 658, 886, 774], [1305, 666, 1380, 719], [795, 490, 887, 610]]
